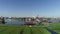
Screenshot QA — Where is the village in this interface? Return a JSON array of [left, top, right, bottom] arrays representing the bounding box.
[[0, 16, 60, 27]]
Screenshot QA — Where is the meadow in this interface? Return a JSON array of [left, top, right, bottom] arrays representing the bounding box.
[[0, 22, 60, 34], [0, 24, 51, 34], [48, 22, 60, 34]]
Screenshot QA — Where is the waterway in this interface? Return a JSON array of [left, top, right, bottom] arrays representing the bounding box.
[[5, 19, 60, 24], [5, 19, 24, 24]]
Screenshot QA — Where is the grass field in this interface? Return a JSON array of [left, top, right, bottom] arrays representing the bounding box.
[[0, 22, 60, 34], [0, 24, 51, 34], [48, 22, 60, 34]]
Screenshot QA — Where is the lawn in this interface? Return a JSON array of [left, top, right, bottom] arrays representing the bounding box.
[[0, 22, 60, 34], [48, 22, 60, 34], [0, 24, 51, 34]]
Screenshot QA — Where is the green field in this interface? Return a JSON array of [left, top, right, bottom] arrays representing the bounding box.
[[0, 24, 51, 34], [0, 22, 60, 34], [48, 22, 60, 34]]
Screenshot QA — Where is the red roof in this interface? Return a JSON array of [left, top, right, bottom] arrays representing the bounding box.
[[25, 22, 35, 25]]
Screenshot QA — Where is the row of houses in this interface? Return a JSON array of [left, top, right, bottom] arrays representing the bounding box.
[[0, 16, 59, 24]]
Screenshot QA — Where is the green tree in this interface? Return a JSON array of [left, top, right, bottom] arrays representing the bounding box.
[[2, 17, 5, 24], [47, 18, 51, 20]]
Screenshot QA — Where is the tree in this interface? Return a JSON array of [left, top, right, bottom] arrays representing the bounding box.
[[47, 18, 51, 20], [2, 17, 5, 24]]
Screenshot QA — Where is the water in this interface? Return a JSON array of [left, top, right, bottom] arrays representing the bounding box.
[[45, 27, 58, 34], [5, 19, 24, 24], [5, 19, 60, 24], [48, 19, 60, 22]]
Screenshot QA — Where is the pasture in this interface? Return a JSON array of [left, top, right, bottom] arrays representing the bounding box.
[[0, 22, 60, 34]]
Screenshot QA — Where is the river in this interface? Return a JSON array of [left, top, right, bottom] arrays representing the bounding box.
[[5, 19, 60, 24], [5, 19, 24, 24]]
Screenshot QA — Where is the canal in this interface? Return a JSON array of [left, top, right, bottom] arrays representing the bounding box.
[[5, 19, 25, 24]]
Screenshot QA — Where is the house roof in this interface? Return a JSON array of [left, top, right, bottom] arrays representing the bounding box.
[[24, 22, 35, 25]]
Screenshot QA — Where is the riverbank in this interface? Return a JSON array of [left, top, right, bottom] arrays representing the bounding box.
[[0, 22, 60, 34], [0, 24, 51, 34], [47, 22, 60, 34]]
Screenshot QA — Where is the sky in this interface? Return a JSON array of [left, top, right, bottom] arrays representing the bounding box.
[[0, 0, 60, 17]]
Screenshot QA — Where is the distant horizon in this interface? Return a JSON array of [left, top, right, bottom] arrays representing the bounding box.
[[0, 14, 60, 18]]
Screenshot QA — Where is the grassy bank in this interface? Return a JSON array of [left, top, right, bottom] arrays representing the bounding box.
[[48, 22, 60, 34], [0, 24, 51, 34]]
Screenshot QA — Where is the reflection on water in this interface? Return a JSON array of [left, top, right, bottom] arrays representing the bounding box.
[[5, 19, 60, 24], [48, 19, 60, 22], [5, 19, 24, 24]]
